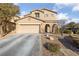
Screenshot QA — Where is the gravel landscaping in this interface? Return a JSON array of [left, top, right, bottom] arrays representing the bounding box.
[[41, 34, 65, 56]]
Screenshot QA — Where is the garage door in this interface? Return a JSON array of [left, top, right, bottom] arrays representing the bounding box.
[[16, 24, 40, 33]]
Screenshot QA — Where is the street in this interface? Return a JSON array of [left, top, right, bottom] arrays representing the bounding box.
[[0, 34, 41, 56]]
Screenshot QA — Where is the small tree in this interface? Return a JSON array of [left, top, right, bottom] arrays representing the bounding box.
[[0, 3, 20, 36], [62, 22, 76, 34]]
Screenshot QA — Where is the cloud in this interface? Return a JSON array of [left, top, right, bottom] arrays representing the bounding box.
[[54, 4, 64, 9], [20, 11, 30, 16], [13, 3, 19, 6], [54, 3, 79, 12], [72, 4, 79, 11], [53, 3, 75, 13], [70, 18, 79, 22], [53, 3, 73, 10], [66, 18, 79, 24], [57, 13, 69, 20], [20, 11, 26, 16]]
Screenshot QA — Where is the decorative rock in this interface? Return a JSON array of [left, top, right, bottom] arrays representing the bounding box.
[[50, 36, 54, 40]]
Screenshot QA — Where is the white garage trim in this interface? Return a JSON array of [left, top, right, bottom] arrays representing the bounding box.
[[16, 24, 40, 34], [17, 23, 41, 25]]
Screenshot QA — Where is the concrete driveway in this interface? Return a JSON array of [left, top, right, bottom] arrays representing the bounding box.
[[0, 34, 42, 56]]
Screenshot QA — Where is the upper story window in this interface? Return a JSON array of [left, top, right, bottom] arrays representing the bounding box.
[[35, 13, 40, 18]]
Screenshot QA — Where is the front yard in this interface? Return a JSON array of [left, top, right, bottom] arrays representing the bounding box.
[[41, 34, 79, 56], [41, 34, 64, 56]]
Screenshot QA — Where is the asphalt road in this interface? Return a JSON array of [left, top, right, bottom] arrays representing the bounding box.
[[0, 34, 41, 56]]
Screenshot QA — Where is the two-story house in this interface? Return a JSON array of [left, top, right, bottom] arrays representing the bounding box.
[[16, 8, 59, 34]]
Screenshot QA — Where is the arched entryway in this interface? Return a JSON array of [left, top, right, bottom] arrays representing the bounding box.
[[45, 24, 50, 33], [52, 24, 59, 34]]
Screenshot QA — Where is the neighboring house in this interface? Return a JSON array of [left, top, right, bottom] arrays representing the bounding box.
[[16, 8, 59, 34]]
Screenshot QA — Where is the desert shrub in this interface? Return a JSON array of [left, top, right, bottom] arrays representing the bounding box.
[[44, 43, 60, 53], [63, 30, 72, 34], [58, 28, 62, 34], [76, 30, 79, 34]]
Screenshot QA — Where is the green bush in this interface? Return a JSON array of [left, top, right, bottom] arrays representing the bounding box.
[[59, 28, 62, 34], [63, 30, 72, 34], [76, 30, 79, 34], [44, 43, 60, 53]]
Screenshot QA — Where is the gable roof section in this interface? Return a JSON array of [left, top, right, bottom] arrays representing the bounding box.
[[30, 10, 44, 14], [30, 8, 57, 14], [23, 8, 57, 20], [41, 8, 57, 14], [28, 16, 45, 22], [16, 16, 45, 24]]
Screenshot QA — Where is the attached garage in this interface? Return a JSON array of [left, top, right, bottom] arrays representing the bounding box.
[[16, 24, 40, 33], [16, 16, 42, 34]]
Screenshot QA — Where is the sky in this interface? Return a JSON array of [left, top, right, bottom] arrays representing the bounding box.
[[14, 3, 79, 23]]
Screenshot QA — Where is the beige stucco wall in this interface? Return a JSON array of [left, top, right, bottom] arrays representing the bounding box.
[[29, 9, 57, 21], [40, 22, 58, 33], [41, 10, 57, 20], [30, 10, 44, 20], [16, 9, 59, 34], [16, 16, 42, 33], [16, 16, 42, 24], [16, 24, 40, 33]]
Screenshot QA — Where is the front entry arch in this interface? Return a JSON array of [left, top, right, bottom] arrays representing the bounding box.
[[52, 24, 59, 34], [45, 24, 50, 33]]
